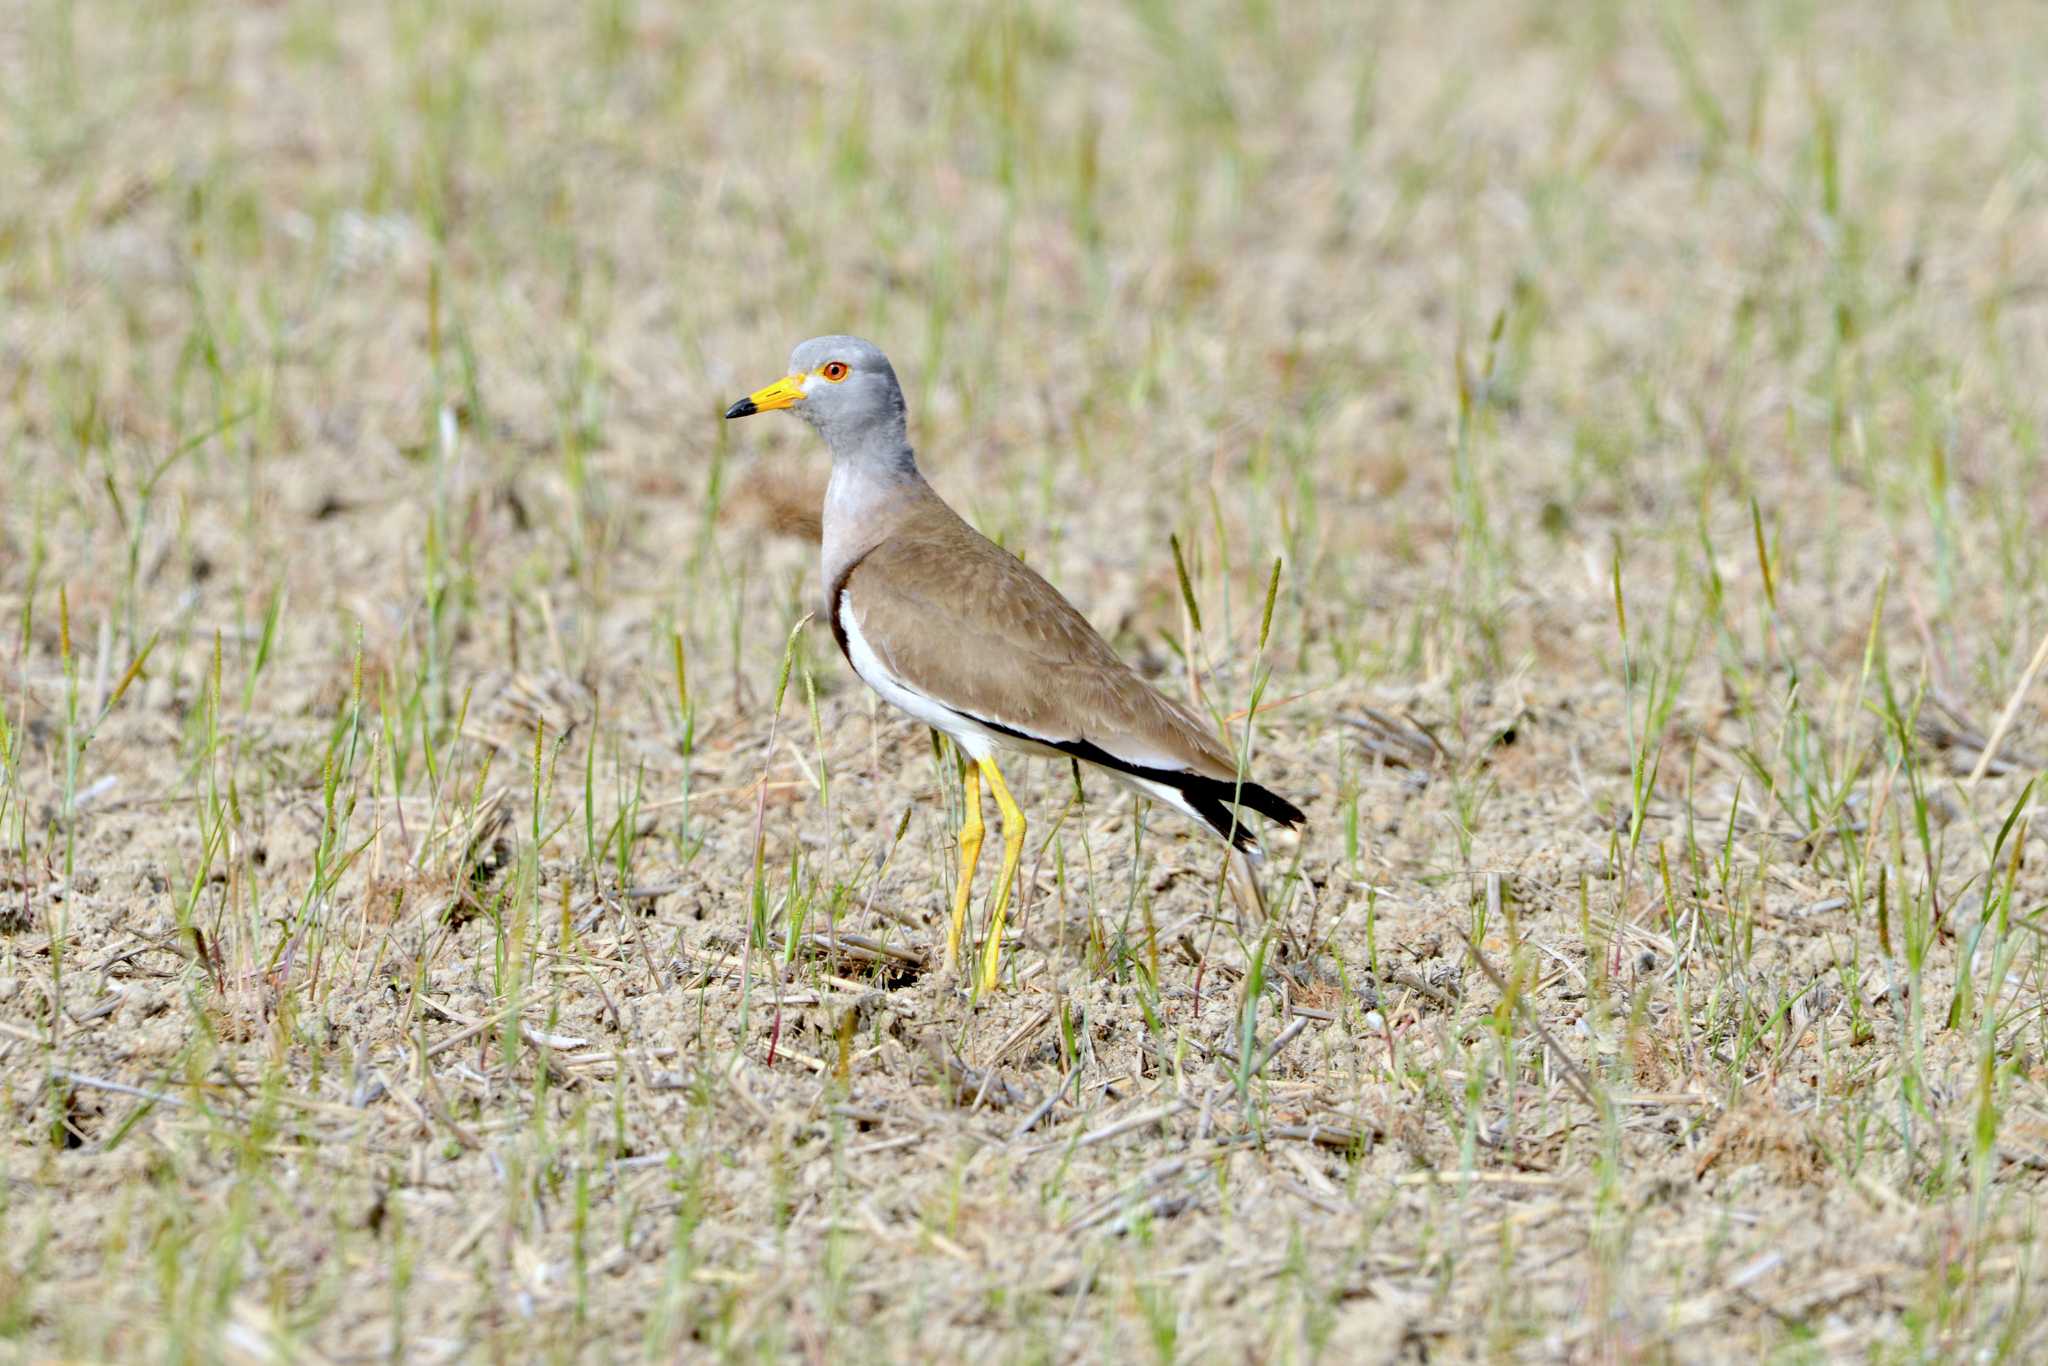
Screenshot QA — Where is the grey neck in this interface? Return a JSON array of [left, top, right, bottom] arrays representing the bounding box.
[[820, 441, 931, 601], [814, 412, 918, 480]]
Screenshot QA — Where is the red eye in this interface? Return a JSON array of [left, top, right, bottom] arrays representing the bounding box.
[[821, 361, 850, 382]]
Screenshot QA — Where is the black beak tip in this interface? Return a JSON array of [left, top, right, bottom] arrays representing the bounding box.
[[723, 397, 757, 420]]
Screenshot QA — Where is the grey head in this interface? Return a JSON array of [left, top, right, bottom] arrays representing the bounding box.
[[723, 335, 914, 471]]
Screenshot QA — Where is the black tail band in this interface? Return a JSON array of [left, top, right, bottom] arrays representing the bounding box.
[[975, 718, 1304, 851]]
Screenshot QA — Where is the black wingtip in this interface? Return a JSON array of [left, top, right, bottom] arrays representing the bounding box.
[[1190, 781, 1305, 852], [973, 716, 1305, 847]]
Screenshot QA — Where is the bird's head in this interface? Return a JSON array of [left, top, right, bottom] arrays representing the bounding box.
[[723, 336, 907, 454]]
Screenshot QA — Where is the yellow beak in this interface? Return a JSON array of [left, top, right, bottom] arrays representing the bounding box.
[[724, 374, 806, 419]]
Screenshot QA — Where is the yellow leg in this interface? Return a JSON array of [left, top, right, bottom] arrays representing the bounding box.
[[945, 759, 984, 976], [976, 756, 1027, 994]]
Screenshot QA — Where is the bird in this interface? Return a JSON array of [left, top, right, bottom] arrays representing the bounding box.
[[724, 336, 1304, 992]]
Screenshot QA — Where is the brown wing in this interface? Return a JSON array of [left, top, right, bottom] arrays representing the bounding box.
[[839, 506, 1237, 781]]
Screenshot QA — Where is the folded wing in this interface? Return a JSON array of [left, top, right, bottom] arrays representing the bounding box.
[[835, 509, 1304, 847]]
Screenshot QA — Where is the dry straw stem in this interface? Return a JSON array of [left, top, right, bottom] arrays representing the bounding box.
[[1966, 624, 2048, 787], [1454, 922, 1600, 1113]]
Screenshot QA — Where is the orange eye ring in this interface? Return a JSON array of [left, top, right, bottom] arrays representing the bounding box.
[[820, 361, 850, 382]]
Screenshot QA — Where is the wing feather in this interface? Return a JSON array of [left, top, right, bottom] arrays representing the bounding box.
[[840, 509, 1237, 782]]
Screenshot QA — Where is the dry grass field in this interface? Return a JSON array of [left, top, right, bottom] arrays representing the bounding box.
[[5, 0, 2048, 1359]]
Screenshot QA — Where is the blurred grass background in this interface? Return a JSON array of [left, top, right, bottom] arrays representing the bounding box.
[[4, 0, 2048, 1359]]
